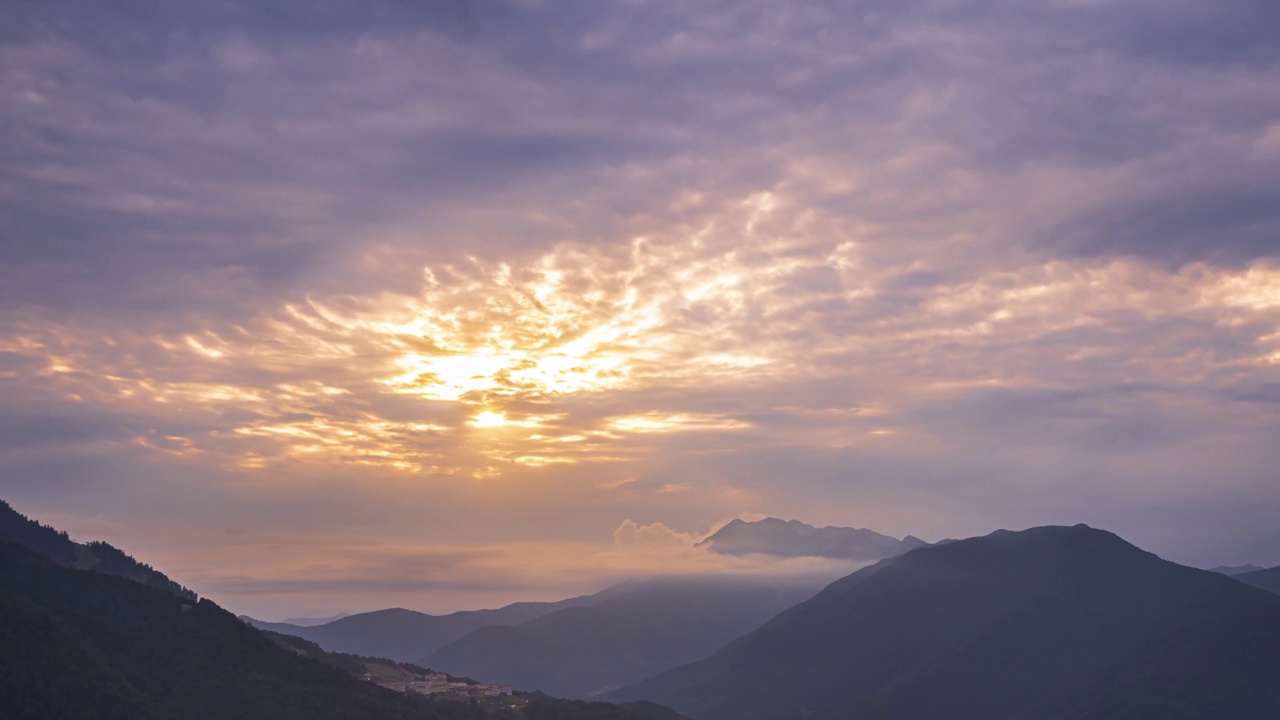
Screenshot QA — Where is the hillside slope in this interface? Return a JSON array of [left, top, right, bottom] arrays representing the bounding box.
[[0, 540, 485, 720], [243, 589, 611, 662], [1237, 565, 1280, 596], [0, 540, 693, 720], [615, 525, 1280, 720], [0, 499, 195, 601], [423, 577, 820, 699]]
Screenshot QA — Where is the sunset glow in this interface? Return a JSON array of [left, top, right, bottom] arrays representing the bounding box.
[[471, 412, 508, 429], [2, 0, 1279, 620]]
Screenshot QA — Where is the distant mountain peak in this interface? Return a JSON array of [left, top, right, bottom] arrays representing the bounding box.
[[282, 612, 350, 627], [616, 523, 1280, 720], [1210, 563, 1265, 576], [1237, 565, 1280, 596], [697, 517, 923, 561]]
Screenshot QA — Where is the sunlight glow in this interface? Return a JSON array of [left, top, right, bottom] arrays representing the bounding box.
[[1202, 265, 1280, 310], [471, 411, 508, 428], [230, 417, 449, 472], [607, 413, 752, 434], [10, 222, 1280, 479]]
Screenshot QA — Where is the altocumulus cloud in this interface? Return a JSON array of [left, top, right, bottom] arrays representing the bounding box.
[[1, 0, 1279, 616]]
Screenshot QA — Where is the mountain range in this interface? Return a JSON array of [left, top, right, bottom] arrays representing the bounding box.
[[241, 517, 923, 666], [0, 539, 470, 720], [613, 524, 1280, 720], [696, 517, 925, 560], [282, 612, 350, 627], [1238, 565, 1280, 597], [0, 500, 686, 720], [243, 591, 611, 662], [420, 576, 821, 699], [1210, 564, 1265, 576], [9, 496, 1280, 718]]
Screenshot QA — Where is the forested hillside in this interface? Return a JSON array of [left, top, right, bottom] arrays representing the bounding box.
[[0, 500, 195, 601]]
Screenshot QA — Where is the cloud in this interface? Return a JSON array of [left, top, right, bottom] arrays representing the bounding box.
[[3, 0, 1280, 615], [612, 519, 700, 548], [601, 518, 866, 585]]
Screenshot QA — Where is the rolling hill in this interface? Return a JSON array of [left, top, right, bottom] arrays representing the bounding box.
[[421, 577, 821, 699], [614, 525, 1280, 720], [243, 589, 614, 662], [1237, 565, 1280, 596]]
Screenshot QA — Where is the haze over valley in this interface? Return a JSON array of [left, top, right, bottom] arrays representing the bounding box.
[[7, 500, 1280, 718]]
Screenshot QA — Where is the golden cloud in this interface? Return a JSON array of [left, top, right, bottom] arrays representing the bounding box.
[[4, 189, 1279, 484]]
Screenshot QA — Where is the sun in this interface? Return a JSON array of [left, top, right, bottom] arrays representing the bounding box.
[[471, 411, 508, 429]]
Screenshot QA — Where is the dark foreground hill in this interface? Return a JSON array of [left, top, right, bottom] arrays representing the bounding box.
[[244, 590, 611, 662], [696, 517, 924, 560], [0, 540, 688, 720], [0, 499, 195, 601], [0, 540, 468, 720], [422, 577, 820, 699], [614, 524, 1280, 720]]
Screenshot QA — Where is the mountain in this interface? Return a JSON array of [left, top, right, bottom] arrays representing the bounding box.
[[696, 517, 925, 560], [242, 589, 613, 662], [0, 499, 196, 602], [614, 525, 1280, 720], [421, 577, 821, 699], [0, 506, 690, 720], [283, 612, 350, 626], [1237, 565, 1280, 596], [0, 540, 486, 720], [1210, 564, 1265, 576], [262, 630, 375, 676], [520, 694, 692, 720]]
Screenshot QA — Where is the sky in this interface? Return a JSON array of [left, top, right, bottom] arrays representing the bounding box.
[[2, 0, 1279, 619]]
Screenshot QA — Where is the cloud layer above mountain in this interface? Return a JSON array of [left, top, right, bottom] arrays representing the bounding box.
[[2, 0, 1279, 616]]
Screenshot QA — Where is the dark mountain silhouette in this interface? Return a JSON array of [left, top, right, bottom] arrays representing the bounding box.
[[1210, 563, 1265, 576], [0, 506, 689, 720], [0, 499, 196, 602], [263, 630, 374, 676], [696, 517, 924, 560], [520, 693, 691, 720], [0, 540, 481, 720], [1237, 565, 1280, 596], [421, 577, 821, 699], [283, 612, 350, 626], [242, 589, 615, 662], [614, 525, 1280, 720]]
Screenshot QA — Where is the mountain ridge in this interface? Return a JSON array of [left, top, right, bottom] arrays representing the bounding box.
[[1209, 563, 1265, 576], [0, 499, 196, 602], [0, 540, 476, 720], [421, 576, 822, 699], [242, 590, 615, 661], [0, 502, 692, 720], [1237, 565, 1280, 596], [696, 517, 925, 560], [614, 524, 1280, 720]]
